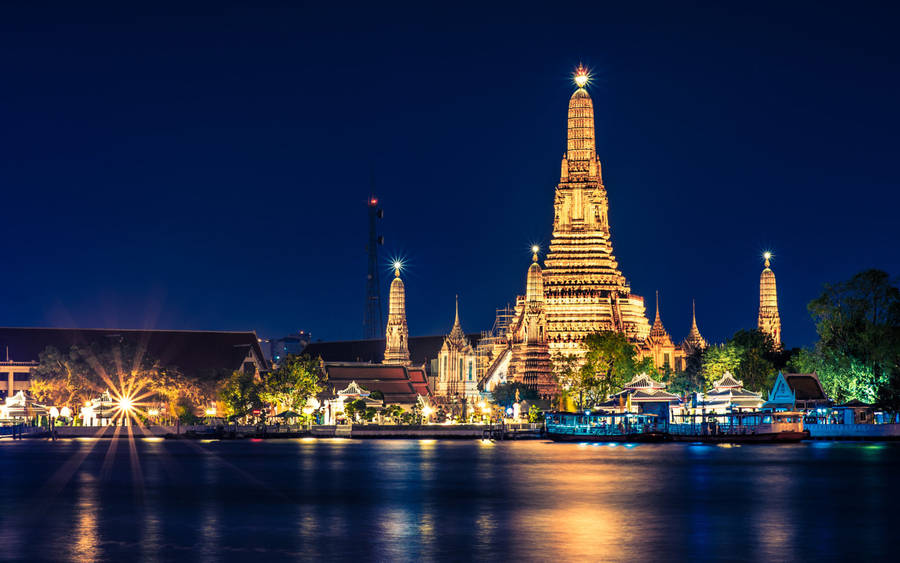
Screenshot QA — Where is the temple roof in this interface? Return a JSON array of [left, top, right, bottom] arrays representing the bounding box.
[[305, 334, 481, 367], [319, 363, 431, 405], [784, 373, 827, 400], [712, 371, 744, 389], [623, 372, 667, 390], [0, 327, 266, 380]]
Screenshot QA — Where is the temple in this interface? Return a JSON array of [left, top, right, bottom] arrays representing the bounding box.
[[542, 66, 651, 361], [637, 292, 686, 372], [758, 252, 782, 347], [505, 248, 554, 398], [681, 300, 708, 355], [433, 297, 478, 399], [383, 263, 411, 365]]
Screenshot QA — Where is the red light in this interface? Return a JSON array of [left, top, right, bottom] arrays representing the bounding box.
[[369, 197, 378, 206]]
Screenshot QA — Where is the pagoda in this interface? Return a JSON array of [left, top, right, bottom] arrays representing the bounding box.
[[506, 247, 554, 399], [383, 262, 411, 365], [757, 252, 782, 347], [543, 66, 650, 361]]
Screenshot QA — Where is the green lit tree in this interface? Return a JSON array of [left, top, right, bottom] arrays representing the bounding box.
[[701, 343, 743, 390], [219, 369, 262, 421], [802, 269, 900, 407], [259, 354, 325, 413]]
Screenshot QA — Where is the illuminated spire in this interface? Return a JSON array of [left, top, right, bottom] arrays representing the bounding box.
[[527, 248, 544, 303], [649, 291, 668, 340], [384, 264, 410, 365], [566, 67, 596, 171], [684, 299, 708, 351], [758, 253, 782, 347]]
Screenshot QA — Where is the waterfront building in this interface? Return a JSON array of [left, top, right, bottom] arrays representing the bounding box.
[[0, 390, 47, 420], [321, 381, 384, 425], [542, 66, 651, 361], [605, 372, 681, 419], [763, 372, 830, 411], [637, 292, 686, 372], [433, 297, 478, 399], [0, 328, 267, 396], [758, 253, 782, 347], [681, 300, 708, 355], [505, 249, 554, 398], [81, 391, 119, 426], [702, 372, 764, 412], [384, 264, 411, 366], [316, 363, 430, 422]]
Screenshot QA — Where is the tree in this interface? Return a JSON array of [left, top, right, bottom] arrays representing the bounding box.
[[527, 404, 543, 423], [383, 404, 404, 423], [259, 354, 325, 413], [490, 382, 538, 407], [804, 269, 900, 407], [219, 369, 262, 420], [343, 399, 368, 422], [701, 343, 743, 390], [579, 332, 639, 406], [729, 329, 778, 394]]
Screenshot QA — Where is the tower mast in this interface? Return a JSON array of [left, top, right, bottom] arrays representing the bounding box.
[[364, 186, 384, 339]]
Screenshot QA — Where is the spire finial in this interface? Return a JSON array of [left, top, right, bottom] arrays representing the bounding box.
[[655, 290, 661, 321], [392, 259, 403, 278], [531, 245, 540, 262], [574, 64, 590, 88], [763, 251, 772, 269], [454, 294, 459, 325]]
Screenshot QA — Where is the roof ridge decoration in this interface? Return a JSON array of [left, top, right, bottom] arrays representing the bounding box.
[[624, 372, 666, 390]]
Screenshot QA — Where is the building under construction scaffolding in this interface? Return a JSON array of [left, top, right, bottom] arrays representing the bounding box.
[[475, 304, 515, 383]]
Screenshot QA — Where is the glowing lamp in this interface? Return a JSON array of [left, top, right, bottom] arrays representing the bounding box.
[[422, 405, 434, 419], [573, 64, 590, 88], [205, 407, 217, 416], [49, 407, 59, 419], [763, 251, 772, 260], [60, 406, 71, 418], [118, 397, 133, 411], [148, 408, 160, 417]]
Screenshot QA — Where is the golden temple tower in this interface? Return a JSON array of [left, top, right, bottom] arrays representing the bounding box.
[[384, 263, 411, 365], [508, 247, 554, 398], [543, 66, 650, 360], [758, 252, 782, 347], [682, 299, 708, 354]]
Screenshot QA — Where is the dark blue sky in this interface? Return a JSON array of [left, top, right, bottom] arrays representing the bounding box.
[[1, 2, 898, 348]]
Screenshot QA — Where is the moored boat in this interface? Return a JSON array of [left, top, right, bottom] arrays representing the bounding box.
[[545, 411, 669, 443], [668, 411, 808, 443]]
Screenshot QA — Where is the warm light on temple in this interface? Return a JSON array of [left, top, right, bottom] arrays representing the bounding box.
[[763, 251, 772, 260], [574, 65, 590, 88], [531, 245, 540, 254]]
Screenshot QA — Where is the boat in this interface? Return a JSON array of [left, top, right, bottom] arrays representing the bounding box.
[[668, 411, 808, 443], [545, 411, 669, 443]]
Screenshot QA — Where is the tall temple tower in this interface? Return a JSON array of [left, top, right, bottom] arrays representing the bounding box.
[[384, 263, 410, 365], [758, 252, 782, 347], [508, 247, 554, 398], [543, 66, 650, 360]]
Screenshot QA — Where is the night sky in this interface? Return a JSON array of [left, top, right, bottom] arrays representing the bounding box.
[[1, 2, 898, 348]]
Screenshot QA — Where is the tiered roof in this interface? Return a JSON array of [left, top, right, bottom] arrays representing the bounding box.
[[319, 363, 430, 406]]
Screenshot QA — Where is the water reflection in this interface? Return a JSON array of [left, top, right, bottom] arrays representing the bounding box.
[[0, 440, 898, 560], [72, 471, 100, 561]]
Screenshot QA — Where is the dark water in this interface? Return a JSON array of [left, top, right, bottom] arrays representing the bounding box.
[[0, 437, 898, 562]]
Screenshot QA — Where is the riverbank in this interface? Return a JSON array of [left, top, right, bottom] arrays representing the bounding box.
[[11, 422, 545, 440]]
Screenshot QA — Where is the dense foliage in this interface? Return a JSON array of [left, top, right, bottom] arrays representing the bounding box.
[[794, 269, 900, 408]]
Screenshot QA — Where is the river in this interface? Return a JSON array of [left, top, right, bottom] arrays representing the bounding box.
[[0, 438, 897, 561]]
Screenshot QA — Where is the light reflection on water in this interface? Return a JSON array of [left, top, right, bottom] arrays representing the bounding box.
[[0, 439, 898, 561]]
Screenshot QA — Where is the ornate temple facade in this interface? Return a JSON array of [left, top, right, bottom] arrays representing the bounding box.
[[637, 292, 687, 372], [383, 266, 410, 365], [505, 250, 554, 399], [758, 254, 782, 347], [542, 70, 650, 361], [433, 297, 478, 398]]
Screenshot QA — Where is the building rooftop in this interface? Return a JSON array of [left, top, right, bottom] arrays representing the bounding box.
[[0, 327, 266, 380]]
